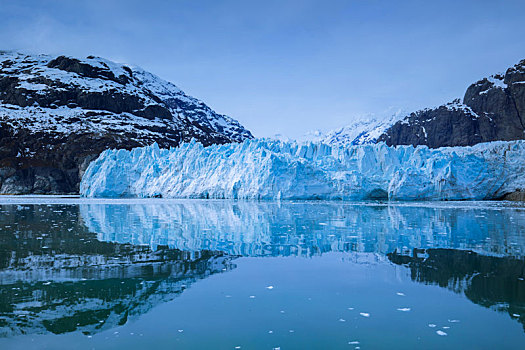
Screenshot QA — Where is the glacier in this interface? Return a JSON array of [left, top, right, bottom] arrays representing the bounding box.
[[80, 139, 525, 200]]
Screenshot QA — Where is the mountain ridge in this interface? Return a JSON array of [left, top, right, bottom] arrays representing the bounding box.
[[300, 59, 525, 149], [0, 52, 253, 194]]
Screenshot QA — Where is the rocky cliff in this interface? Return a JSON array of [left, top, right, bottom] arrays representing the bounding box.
[[312, 59, 525, 150], [378, 60, 525, 147], [0, 52, 253, 194]]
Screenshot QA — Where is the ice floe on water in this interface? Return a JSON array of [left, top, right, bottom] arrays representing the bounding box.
[[80, 139, 525, 200]]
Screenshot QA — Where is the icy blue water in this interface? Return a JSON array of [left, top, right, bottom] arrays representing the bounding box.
[[0, 198, 524, 349]]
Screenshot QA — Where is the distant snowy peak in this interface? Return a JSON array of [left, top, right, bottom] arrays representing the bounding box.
[[291, 110, 407, 146], [320, 111, 407, 146]]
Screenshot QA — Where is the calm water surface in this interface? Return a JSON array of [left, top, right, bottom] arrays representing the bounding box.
[[0, 197, 524, 349]]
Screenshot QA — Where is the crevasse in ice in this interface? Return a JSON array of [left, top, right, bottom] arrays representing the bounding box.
[[80, 139, 525, 200]]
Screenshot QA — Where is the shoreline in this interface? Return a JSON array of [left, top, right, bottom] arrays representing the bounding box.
[[0, 195, 524, 210]]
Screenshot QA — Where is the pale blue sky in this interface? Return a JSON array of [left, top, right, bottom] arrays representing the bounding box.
[[1, 0, 524, 137]]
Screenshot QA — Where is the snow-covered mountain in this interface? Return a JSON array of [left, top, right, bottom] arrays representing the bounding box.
[[0, 52, 253, 194], [311, 110, 407, 146], [300, 59, 525, 150], [379, 60, 525, 147]]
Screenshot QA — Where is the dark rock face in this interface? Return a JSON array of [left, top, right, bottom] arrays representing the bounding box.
[[47, 55, 132, 84], [502, 190, 525, 201], [379, 60, 525, 148], [0, 52, 253, 194]]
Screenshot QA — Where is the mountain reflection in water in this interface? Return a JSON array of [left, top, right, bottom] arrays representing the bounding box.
[[0, 199, 524, 339], [0, 204, 234, 336], [388, 248, 525, 331]]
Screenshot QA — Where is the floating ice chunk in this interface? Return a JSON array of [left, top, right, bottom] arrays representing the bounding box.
[[428, 324, 437, 328], [436, 330, 447, 336], [448, 319, 460, 323], [397, 308, 411, 312], [396, 292, 405, 296], [339, 318, 346, 322], [266, 285, 274, 290], [348, 307, 354, 310], [235, 347, 241, 349], [177, 329, 183, 333], [512, 313, 520, 317], [359, 313, 370, 317], [348, 341, 360, 345], [249, 295, 256, 299]]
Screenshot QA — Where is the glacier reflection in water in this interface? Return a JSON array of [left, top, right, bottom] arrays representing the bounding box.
[[0, 203, 234, 337], [0, 199, 524, 348], [80, 200, 525, 257]]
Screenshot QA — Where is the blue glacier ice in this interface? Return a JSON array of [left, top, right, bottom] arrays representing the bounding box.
[[80, 139, 525, 200]]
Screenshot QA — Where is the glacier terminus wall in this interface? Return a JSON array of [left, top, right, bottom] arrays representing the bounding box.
[[80, 139, 525, 201]]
